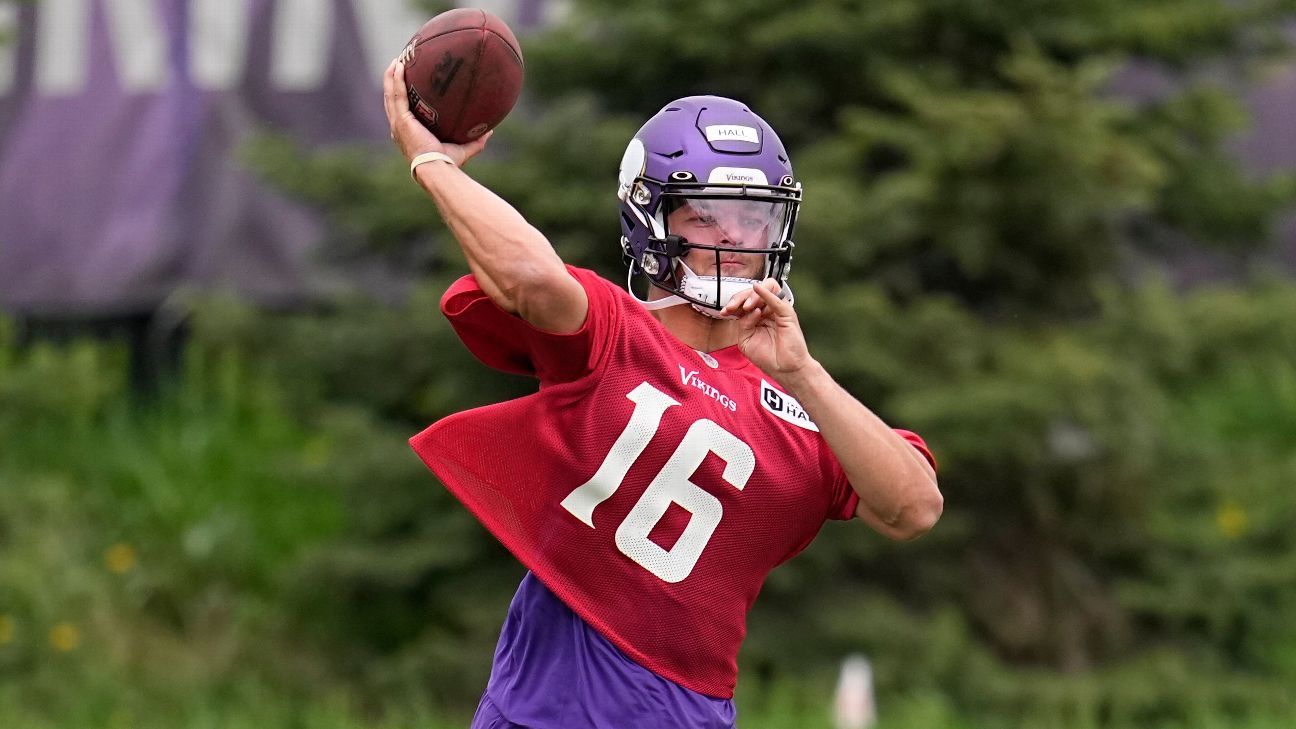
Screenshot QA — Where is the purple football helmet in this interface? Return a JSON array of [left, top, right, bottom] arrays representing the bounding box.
[[618, 96, 801, 314]]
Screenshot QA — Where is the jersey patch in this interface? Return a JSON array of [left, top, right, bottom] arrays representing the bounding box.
[[759, 380, 818, 432]]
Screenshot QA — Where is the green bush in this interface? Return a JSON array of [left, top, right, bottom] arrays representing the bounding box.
[[0, 325, 345, 725]]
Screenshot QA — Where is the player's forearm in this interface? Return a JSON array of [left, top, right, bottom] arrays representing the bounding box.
[[415, 161, 565, 310], [779, 361, 942, 540]]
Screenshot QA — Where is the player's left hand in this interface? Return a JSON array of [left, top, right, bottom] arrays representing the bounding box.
[[722, 279, 814, 382]]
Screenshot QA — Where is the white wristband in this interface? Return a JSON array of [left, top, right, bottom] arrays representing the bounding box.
[[410, 151, 456, 179]]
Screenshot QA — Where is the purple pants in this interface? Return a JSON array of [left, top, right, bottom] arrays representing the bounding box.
[[471, 694, 522, 729], [469, 573, 737, 729]]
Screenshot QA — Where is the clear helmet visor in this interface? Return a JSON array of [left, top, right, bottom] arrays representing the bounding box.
[[663, 196, 790, 251]]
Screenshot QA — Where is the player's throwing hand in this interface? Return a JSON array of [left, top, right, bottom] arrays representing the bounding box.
[[383, 60, 491, 167]]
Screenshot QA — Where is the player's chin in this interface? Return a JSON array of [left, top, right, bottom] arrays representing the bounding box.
[[716, 264, 761, 279]]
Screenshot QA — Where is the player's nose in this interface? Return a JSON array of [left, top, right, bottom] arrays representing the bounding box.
[[717, 223, 751, 248], [721, 230, 763, 250]]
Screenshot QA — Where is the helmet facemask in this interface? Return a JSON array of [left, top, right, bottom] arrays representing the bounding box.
[[624, 181, 800, 317]]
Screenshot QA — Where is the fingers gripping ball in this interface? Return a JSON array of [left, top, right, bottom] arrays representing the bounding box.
[[398, 8, 524, 144]]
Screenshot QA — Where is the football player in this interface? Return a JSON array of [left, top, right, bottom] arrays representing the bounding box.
[[384, 60, 942, 729]]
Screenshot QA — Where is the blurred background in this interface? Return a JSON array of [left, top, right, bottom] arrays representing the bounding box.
[[3, 1, 1296, 727]]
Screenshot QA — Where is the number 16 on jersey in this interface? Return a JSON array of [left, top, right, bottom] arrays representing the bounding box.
[[560, 382, 755, 583]]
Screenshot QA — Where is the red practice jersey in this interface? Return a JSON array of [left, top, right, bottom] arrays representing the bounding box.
[[410, 267, 934, 698]]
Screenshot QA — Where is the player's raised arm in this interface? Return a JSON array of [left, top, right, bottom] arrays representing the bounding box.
[[382, 58, 587, 334]]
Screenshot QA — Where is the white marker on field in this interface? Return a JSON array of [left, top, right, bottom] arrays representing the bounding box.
[[833, 653, 877, 729]]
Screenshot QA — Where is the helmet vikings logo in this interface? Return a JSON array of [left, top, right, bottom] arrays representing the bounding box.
[[707, 167, 768, 185]]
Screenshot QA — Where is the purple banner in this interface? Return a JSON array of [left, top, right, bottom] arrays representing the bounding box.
[[0, 0, 546, 316], [1237, 23, 1296, 272]]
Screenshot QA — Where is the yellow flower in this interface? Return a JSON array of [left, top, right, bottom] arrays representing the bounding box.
[[49, 623, 80, 652], [105, 543, 138, 574], [302, 436, 332, 468], [0, 615, 13, 644], [1216, 502, 1248, 539]]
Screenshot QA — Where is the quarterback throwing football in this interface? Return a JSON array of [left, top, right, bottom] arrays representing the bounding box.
[[384, 60, 943, 729]]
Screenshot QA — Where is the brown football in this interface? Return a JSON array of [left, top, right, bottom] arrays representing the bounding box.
[[398, 8, 524, 144]]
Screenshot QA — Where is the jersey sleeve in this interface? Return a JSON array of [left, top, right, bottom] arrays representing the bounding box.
[[439, 266, 619, 384], [824, 428, 938, 521]]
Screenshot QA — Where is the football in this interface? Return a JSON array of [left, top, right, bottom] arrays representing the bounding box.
[[398, 8, 524, 144]]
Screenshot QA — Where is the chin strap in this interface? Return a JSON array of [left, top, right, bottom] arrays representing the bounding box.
[[626, 268, 694, 311], [626, 264, 794, 320]]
